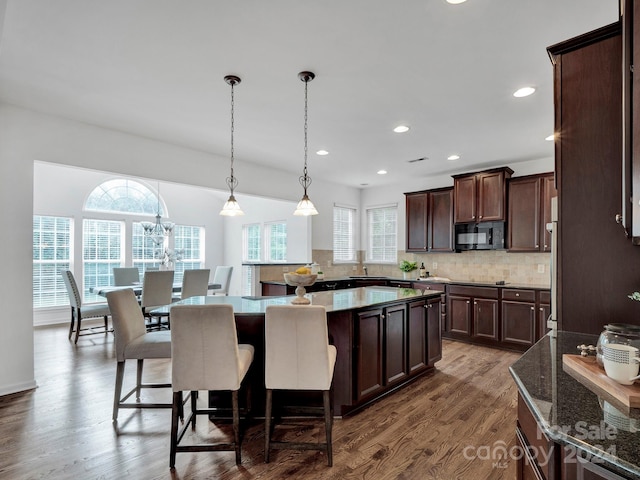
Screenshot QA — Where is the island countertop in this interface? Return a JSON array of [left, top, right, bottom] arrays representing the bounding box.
[[164, 285, 443, 315], [510, 331, 640, 479]]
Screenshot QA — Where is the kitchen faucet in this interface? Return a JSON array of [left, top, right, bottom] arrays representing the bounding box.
[[363, 265, 368, 276]]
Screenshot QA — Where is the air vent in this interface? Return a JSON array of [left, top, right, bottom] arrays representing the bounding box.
[[407, 157, 428, 163]]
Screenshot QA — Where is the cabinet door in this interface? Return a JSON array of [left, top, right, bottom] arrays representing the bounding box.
[[408, 300, 427, 374], [472, 298, 499, 341], [355, 309, 384, 401], [454, 175, 477, 223], [429, 188, 454, 251], [384, 304, 408, 385], [502, 301, 536, 346], [448, 295, 472, 335], [538, 303, 550, 341], [477, 171, 507, 221], [426, 298, 442, 365], [406, 192, 428, 251], [508, 177, 541, 251], [541, 174, 557, 252]]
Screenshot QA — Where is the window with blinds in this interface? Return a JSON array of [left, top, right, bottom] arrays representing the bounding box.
[[132, 222, 162, 276], [33, 215, 72, 308], [83, 219, 122, 303], [333, 205, 356, 263], [366, 205, 397, 263], [173, 225, 204, 284], [243, 223, 261, 262], [266, 222, 287, 262]]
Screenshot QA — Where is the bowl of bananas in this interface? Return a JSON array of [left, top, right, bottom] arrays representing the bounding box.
[[284, 267, 317, 304]]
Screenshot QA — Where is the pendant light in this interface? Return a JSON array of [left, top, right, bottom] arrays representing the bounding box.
[[220, 75, 244, 216], [293, 71, 319, 216], [141, 182, 174, 245]]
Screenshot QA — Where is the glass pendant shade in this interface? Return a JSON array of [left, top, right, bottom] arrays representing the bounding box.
[[293, 194, 318, 216], [220, 194, 244, 216]]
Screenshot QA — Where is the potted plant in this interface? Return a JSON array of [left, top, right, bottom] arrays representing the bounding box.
[[399, 260, 418, 280]]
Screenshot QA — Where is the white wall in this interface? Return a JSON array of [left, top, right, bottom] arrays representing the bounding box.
[[2, 103, 360, 396]]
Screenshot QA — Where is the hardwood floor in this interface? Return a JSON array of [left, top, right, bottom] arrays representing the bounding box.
[[0, 324, 521, 479]]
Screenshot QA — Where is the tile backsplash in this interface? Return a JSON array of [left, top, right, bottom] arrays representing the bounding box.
[[260, 249, 551, 287]]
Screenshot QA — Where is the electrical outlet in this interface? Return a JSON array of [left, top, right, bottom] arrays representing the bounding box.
[[537, 264, 545, 273], [352, 265, 357, 271], [432, 262, 437, 270], [283, 267, 289, 272]]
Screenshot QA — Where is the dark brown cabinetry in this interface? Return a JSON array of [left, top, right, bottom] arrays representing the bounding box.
[[355, 308, 384, 402], [405, 187, 454, 252], [447, 285, 499, 344], [502, 289, 537, 348], [453, 167, 513, 223], [508, 173, 557, 252], [355, 298, 443, 405], [549, 22, 640, 334]]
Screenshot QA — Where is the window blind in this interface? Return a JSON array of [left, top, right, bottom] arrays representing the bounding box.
[[333, 206, 356, 262], [83, 219, 122, 303], [266, 222, 287, 262], [366, 206, 397, 263], [243, 223, 261, 262], [33, 215, 72, 308]]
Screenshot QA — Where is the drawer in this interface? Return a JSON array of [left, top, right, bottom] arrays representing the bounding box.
[[448, 285, 499, 299], [518, 394, 554, 480], [502, 289, 536, 302], [413, 282, 446, 292], [539, 290, 551, 304]]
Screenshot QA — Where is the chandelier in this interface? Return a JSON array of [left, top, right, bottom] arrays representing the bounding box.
[[220, 74, 244, 216], [293, 71, 318, 216], [141, 182, 174, 245]]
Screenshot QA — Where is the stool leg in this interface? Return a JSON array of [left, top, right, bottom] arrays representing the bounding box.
[[323, 390, 333, 467], [68, 307, 75, 340], [136, 359, 144, 401], [264, 389, 272, 463], [170, 391, 182, 469], [113, 361, 125, 421], [232, 390, 241, 464]]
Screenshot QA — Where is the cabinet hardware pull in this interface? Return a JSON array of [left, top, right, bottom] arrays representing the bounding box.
[[535, 244, 539, 248], [515, 293, 520, 297], [531, 307, 534, 311]]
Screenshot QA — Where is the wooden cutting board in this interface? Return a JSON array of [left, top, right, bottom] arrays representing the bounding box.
[[562, 354, 640, 409]]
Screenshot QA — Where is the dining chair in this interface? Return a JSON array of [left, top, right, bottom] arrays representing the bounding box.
[[113, 267, 140, 286], [210, 266, 233, 295], [169, 304, 254, 468], [264, 305, 337, 466], [140, 270, 174, 330], [173, 268, 210, 301], [61, 270, 111, 344], [106, 288, 172, 422]]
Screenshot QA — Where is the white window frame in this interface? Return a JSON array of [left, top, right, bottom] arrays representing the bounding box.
[[82, 218, 124, 303], [265, 221, 287, 263], [242, 223, 261, 262], [33, 215, 73, 308], [333, 204, 357, 263], [366, 204, 398, 263], [173, 224, 205, 284]]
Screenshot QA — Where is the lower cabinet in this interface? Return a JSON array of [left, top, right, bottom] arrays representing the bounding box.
[[502, 289, 537, 348], [355, 298, 442, 404], [447, 286, 499, 344]]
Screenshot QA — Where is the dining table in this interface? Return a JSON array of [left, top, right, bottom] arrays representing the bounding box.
[[89, 282, 221, 297]]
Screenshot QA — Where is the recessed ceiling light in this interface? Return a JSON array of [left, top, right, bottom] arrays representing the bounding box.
[[446, 0, 467, 4], [393, 125, 410, 133], [545, 134, 555, 141], [447, 154, 460, 161], [513, 86, 536, 98], [377, 170, 387, 175], [316, 149, 329, 156]]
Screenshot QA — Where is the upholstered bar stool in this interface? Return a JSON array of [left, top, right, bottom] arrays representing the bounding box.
[[264, 305, 337, 466], [173, 268, 210, 302], [140, 270, 174, 330], [169, 304, 254, 468], [106, 288, 173, 422], [61, 270, 111, 344]]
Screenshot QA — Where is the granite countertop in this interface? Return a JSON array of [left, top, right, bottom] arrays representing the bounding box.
[[510, 331, 640, 479], [260, 276, 550, 290], [152, 286, 442, 316]]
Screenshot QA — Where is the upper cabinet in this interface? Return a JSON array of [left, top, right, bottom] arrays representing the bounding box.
[[453, 167, 513, 223], [405, 187, 454, 253], [508, 173, 557, 252]]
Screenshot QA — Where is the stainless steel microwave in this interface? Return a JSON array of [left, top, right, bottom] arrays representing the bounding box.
[[454, 221, 505, 251]]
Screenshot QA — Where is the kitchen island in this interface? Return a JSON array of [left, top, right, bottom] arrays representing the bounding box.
[[510, 331, 640, 479], [166, 286, 443, 416]]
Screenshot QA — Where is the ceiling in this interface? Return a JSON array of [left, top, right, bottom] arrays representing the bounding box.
[[0, 0, 618, 189]]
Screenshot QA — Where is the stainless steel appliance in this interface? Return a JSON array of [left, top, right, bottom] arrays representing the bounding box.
[[546, 196, 558, 333], [454, 221, 505, 251]]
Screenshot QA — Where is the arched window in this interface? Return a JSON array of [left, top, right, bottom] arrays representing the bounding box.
[[84, 179, 164, 216]]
